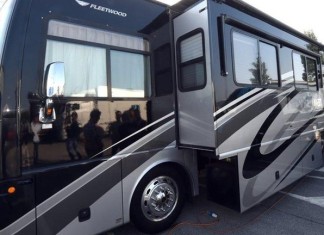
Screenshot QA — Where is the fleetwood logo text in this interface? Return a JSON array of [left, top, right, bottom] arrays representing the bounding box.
[[75, 0, 127, 17]]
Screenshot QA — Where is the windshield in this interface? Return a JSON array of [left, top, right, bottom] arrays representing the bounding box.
[[0, 0, 16, 64]]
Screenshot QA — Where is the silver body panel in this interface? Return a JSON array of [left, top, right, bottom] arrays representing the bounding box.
[[238, 141, 323, 211], [58, 183, 123, 235]]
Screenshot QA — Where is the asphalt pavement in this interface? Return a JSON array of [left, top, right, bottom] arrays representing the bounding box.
[[110, 166, 324, 235]]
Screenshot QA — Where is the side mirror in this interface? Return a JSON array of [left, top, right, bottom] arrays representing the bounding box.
[[44, 62, 65, 97], [39, 62, 65, 124]]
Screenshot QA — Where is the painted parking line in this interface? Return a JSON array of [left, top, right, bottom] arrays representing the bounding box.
[[280, 192, 324, 208]]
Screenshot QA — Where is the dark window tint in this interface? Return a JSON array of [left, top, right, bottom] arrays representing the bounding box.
[[180, 62, 205, 90]]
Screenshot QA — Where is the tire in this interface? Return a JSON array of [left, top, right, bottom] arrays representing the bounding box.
[[130, 165, 185, 234]]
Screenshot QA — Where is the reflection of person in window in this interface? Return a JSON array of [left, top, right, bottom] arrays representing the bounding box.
[[108, 110, 122, 155], [83, 109, 104, 158], [131, 106, 147, 130], [21, 117, 32, 167], [119, 106, 147, 150], [31, 115, 41, 163], [66, 112, 82, 160], [119, 110, 137, 150]]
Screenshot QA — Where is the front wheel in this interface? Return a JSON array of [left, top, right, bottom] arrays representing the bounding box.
[[130, 165, 185, 233]]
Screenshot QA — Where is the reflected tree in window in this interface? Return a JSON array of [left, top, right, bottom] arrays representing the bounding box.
[[249, 57, 270, 85], [304, 30, 324, 61], [293, 52, 317, 90], [232, 32, 278, 86]]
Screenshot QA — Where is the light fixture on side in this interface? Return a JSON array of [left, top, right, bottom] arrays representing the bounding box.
[[155, 0, 181, 6]]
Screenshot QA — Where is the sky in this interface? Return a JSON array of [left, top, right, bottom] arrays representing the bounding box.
[[241, 0, 324, 44]]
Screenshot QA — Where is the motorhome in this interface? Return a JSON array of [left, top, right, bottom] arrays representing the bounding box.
[[1, 0, 324, 234]]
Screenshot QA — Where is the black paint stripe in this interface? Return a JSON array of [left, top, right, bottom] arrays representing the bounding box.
[[214, 88, 265, 121], [122, 126, 175, 179], [243, 105, 323, 179], [217, 90, 286, 146], [100, 113, 175, 157]]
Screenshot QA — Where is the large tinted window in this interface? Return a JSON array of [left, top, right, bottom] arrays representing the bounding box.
[[44, 20, 150, 98], [0, 0, 16, 63], [233, 31, 279, 87], [45, 40, 107, 97], [111, 50, 150, 98]]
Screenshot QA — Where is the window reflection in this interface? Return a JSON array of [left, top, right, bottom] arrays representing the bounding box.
[[233, 32, 279, 87], [293, 52, 317, 90], [306, 58, 317, 91], [233, 32, 258, 85], [260, 42, 278, 86], [293, 53, 307, 89], [24, 18, 153, 168], [21, 101, 149, 167]]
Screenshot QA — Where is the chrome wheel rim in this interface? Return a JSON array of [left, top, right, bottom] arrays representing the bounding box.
[[141, 176, 178, 222]]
